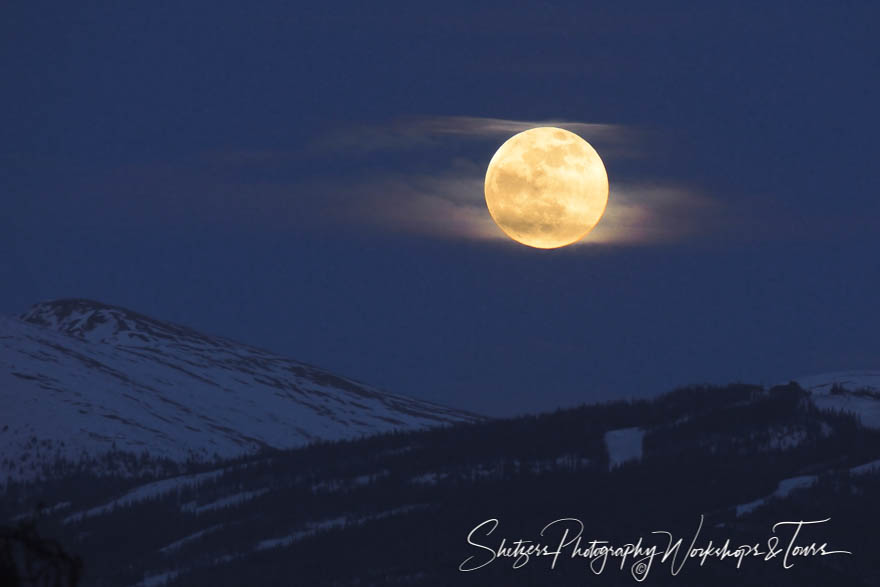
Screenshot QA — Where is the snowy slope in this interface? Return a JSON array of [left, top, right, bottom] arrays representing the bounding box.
[[792, 371, 880, 429], [0, 299, 480, 482], [794, 370, 880, 394]]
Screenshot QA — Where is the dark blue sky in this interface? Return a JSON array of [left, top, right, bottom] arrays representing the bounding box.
[[2, 2, 878, 416]]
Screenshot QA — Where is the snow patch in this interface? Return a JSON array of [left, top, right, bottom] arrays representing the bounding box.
[[64, 469, 226, 524], [135, 570, 179, 587], [255, 505, 426, 552], [794, 371, 880, 429], [604, 427, 645, 469], [767, 428, 807, 450], [850, 459, 880, 476], [311, 470, 389, 493], [180, 488, 269, 515], [409, 471, 447, 486], [735, 475, 817, 517], [160, 525, 224, 554], [255, 516, 349, 551], [10, 501, 71, 522]]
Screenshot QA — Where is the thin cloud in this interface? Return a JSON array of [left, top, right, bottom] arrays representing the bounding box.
[[581, 183, 720, 245], [402, 116, 623, 141], [326, 162, 720, 246], [308, 116, 714, 245], [331, 164, 502, 242], [311, 115, 639, 159], [90, 116, 721, 247]]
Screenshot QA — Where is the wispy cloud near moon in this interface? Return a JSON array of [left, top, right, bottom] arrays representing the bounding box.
[[89, 116, 721, 247], [312, 115, 639, 159], [585, 183, 720, 245], [312, 116, 718, 246], [334, 169, 718, 246]]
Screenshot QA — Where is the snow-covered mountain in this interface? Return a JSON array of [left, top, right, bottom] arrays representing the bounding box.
[[0, 299, 480, 482]]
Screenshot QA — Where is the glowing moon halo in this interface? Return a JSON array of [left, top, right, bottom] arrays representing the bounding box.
[[484, 127, 609, 249]]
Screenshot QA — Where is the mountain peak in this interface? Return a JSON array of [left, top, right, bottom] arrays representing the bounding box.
[[20, 298, 213, 347]]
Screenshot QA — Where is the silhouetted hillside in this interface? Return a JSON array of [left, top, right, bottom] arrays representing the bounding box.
[[3, 381, 879, 585]]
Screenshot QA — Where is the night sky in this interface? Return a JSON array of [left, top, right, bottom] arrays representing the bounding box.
[[2, 2, 878, 416]]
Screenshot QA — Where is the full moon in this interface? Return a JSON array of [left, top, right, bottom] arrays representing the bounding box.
[[484, 127, 609, 249]]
